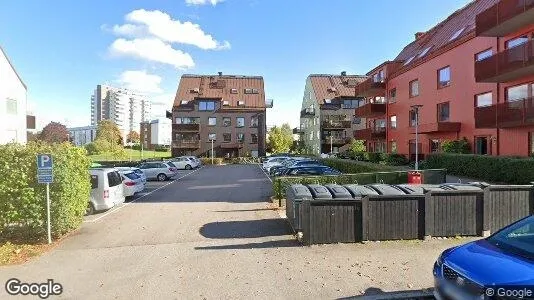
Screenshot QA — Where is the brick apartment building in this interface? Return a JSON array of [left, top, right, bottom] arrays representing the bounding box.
[[298, 73, 367, 155], [354, 0, 534, 158], [171, 73, 272, 158]]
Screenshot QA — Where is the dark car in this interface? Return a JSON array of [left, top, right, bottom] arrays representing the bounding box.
[[434, 215, 534, 299], [270, 159, 322, 176], [282, 166, 341, 176], [268, 157, 312, 175]]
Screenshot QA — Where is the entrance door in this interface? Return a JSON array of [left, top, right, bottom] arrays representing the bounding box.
[[475, 137, 489, 155]]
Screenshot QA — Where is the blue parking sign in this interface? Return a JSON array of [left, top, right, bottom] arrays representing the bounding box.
[[37, 154, 53, 184]]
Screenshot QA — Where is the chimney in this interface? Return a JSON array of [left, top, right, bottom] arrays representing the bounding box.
[[218, 72, 223, 76], [341, 71, 347, 76], [415, 32, 426, 40]]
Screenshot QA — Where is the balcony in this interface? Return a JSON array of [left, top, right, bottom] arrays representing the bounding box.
[[300, 108, 316, 118], [356, 77, 386, 97], [293, 127, 304, 134], [476, 0, 534, 37], [174, 103, 195, 111], [172, 123, 200, 132], [475, 40, 534, 82], [320, 103, 341, 110], [321, 120, 352, 130], [321, 137, 351, 145], [354, 102, 387, 118], [220, 142, 243, 149], [172, 140, 200, 149], [475, 97, 534, 128], [353, 127, 386, 140], [409, 122, 461, 134]]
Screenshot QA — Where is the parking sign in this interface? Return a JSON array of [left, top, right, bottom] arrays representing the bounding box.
[[37, 154, 53, 184]]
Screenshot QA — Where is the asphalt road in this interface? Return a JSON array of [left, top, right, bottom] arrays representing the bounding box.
[[0, 164, 455, 299]]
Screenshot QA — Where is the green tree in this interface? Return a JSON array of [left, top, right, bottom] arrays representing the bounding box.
[[126, 131, 140, 144], [86, 120, 126, 159], [39, 122, 69, 143], [268, 123, 294, 153], [349, 139, 366, 153]]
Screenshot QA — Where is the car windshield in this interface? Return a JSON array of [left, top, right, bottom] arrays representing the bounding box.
[[167, 162, 176, 168], [487, 216, 534, 260], [124, 173, 140, 180]]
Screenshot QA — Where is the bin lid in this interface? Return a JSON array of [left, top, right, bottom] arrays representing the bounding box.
[[343, 184, 379, 197], [287, 184, 313, 200], [395, 184, 444, 194], [366, 184, 407, 195], [306, 184, 333, 199], [440, 183, 482, 191], [324, 184, 353, 199]]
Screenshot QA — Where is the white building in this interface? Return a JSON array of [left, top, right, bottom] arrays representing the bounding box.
[[68, 125, 97, 146], [0, 46, 27, 144], [140, 118, 172, 150], [90, 85, 151, 143]]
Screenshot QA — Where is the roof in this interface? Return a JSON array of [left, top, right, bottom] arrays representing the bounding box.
[[393, 0, 498, 71], [308, 74, 367, 104], [173, 74, 265, 108], [0, 45, 27, 89]]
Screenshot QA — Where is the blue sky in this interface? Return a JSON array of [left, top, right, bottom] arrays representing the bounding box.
[[0, 0, 471, 129]]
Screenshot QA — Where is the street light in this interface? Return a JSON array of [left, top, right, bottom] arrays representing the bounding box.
[[410, 105, 423, 170], [209, 138, 214, 164]]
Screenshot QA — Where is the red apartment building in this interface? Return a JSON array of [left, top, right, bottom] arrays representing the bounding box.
[[354, 0, 534, 159]]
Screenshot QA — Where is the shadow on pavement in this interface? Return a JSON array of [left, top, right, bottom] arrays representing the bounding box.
[[200, 219, 291, 239], [213, 208, 278, 213], [338, 287, 434, 300], [195, 239, 299, 250]]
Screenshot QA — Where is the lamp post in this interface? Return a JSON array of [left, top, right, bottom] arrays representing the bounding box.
[[210, 139, 214, 164], [411, 105, 423, 170], [330, 135, 333, 154]]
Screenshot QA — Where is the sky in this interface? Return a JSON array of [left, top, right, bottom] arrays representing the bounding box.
[[0, 0, 471, 130]]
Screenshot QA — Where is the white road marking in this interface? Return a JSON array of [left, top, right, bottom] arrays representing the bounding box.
[[84, 166, 204, 223], [258, 164, 273, 183]]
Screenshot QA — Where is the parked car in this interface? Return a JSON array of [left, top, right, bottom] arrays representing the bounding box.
[[263, 156, 291, 172], [282, 166, 341, 176], [87, 168, 125, 215], [433, 215, 534, 299], [137, 161, 178, 181], [268, 157, 312, 175], [118, 170, 145, 199], [182, 155, 201, 167], [171, 156, 199, 170], [115, 167, 147, 184]]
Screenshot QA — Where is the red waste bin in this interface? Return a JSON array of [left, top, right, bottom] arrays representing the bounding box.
[[408, 171, 422, 184]]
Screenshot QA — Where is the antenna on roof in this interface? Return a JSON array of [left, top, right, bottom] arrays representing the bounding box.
[[341, 71, 347, 76], [218, 72, 223, 76]]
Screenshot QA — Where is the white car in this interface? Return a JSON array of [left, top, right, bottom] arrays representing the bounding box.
[[171, 157, 199, 170], [137, 162, 178, 181], [87, 168, 125, 215], [181, 156, 201, 167], [116, 167, 147, 184], [119, 170, 145, 198]]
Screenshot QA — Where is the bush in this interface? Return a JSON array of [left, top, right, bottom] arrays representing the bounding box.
[[424, 153, 534, 184], [200, 157, 224, 165], [363, 152, 382, 163], [84, 142, 98, 155], [383, 153, 409, 166], [0, 142, 91, 241], [226, 157, 262, 164], [318, 158, 394, 174], [154, 145, 170, 152], [442, 138, 471, 154], [131, 144, 141, 151]]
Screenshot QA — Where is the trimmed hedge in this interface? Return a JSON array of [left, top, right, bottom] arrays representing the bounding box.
[[0, 142, 91, 241], [200, 157, 224, 165], [318, 158, 395, 174], [226, 157, 262, 164], [424, 153, 534, 184]]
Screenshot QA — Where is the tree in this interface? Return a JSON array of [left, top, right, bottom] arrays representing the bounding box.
[[349, 139, 366, 153], [27, 131, 39, 142], [86, 120, 126, 159], [39, 122, 69, 143], [267, 123, 294, 153], [127, 131, 140, 144]]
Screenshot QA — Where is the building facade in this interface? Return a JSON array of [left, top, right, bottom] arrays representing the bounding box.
[[140, 118, 172, 150], [68, 125, 97, 146], [171, 74, 271, 158], [299, 73, 367, 155], [90, 85, 151, 143], [0, 46, 27, 144], [354, 0, 534, 158]]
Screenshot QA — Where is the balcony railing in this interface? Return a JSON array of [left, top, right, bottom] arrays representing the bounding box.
[[293, 128, 304, 134], [172, 123, 200, 132], [354, 102, 387, 118], [321, 120, 352, 129], [475, 40, 534, 82], [320, 103, 341, 110], [321, 137, 351, 145], [353, 127, 386, 140], [409, 122, 461, 133], [172, 140, 200, 149], [300, 108, 316, 118], [174, 103, 195, 111], [355, 77, 386, 97], [475, 97, 534, 128], [476, 0, 534, 37]]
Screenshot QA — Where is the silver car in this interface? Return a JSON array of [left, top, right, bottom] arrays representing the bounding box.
[[137, 162, 178, 181]]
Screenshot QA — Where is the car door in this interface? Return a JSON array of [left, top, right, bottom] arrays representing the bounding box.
[[139, 163, 157, 179], [107, 170, 124, 204], [174, 158, 187, 169]]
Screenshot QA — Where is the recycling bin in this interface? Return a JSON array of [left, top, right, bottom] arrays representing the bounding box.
[[286, 184, 313, 231], [324, 184, 353, 199]]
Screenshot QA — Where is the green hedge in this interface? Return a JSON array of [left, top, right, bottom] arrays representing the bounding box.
[[0, 142, 91, 241], [424, 153, 534, 184], [200, 157, 224, 165], [226, 157, 262, 164], [318, 158, 395, 174]]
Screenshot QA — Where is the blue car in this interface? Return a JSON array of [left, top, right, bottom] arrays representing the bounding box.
[[433, 215, 534, 299]]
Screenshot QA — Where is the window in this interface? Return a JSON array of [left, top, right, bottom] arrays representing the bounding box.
[[250, 116, 259, 127], [251, 133, 258, 144], [404, 55, 415, 66], [418, 46, 432, 58], [530, 132, 534, 155], [208, 133, 216, 141], [230, 88, 238, 94], [389, 88, 396, 103], [409, 110, 417, 127], [223, 133, 231, 142], [390, 141, 397, 153], [507, 84, 528, 102], [199, 101, 215, 111], [475, 136, 489, 155], [342, 99, 362, 109], [373, 70, 384, 83], [90, 175, 98, 189], [409, 80, 419, 97], [175, 117, 200, 124], [506, 35, 528, 49], [449, 27, 465, 41], [6, 98, 17, 115], [353, 116, 361, 124], [237, 133, 245, 142], [244, 88, 253, 94], [438, 66, 451, 88], [438, 102, 450, 122], [430, 139, 441, 153], [236, 117, 245, 127], [208, 117, 217, 126], [107, 171, 122, 187], [237, 100, 245, 106], [476, 49, 493, 61], [223, 117, 231, 127], [389, 115, 397, 129], [476, 92, 493, 107], [222, 100, 230, 106]]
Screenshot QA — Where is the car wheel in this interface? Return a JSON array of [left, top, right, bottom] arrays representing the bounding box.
[[157, 173, 167, 181], [85, 203, 95, 216], [185, 164, 192, 170]]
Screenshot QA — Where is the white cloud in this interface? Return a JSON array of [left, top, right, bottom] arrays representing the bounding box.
[[117, 70, 163, 93], [112, 9, 230, 50], [109, 38, 195, 69], [185, 0, 224, 6]]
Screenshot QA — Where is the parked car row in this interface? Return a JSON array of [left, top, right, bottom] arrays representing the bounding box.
[[262, 156, 341, 177]]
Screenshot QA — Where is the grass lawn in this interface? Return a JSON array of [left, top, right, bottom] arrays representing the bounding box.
[[89, 148, 171, 161]]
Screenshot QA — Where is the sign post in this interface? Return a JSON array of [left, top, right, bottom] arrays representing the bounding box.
[[37, 154, 53, 244]]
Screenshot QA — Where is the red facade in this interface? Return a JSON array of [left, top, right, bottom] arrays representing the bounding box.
[[355, 0, 534, 158]]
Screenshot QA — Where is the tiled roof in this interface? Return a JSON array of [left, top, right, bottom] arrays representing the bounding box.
[[394, 0, 498, 68], [309, 74, 367, 104], [173, 74, 265, 108], [0, 45, 27, 89]]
